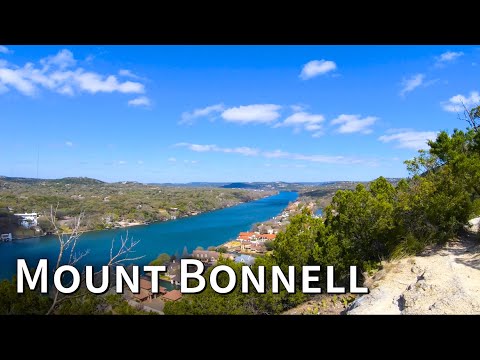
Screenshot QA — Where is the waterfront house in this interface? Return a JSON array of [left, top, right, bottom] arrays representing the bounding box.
[[14, 213, 38, 228], [240, 241, 252, 252], [237, 231, 257, 241], [235, 254, 255, 266], [257, 233, 276, 242], [0, 233, 12, 242]]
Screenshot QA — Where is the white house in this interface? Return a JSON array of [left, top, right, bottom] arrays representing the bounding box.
[[14, 213, 38, 228], [0, 233, 12, 242]]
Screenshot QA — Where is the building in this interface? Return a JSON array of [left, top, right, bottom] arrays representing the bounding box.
[[133, 277, 167, 303], [14, 213, 38, 228], [257, 233, 276, 242], [240, 241, 252, 252], [235, 254, 255, 266], [162, 289, 182, 302], [192, 250, 220, 264], [0, 233, 12, 242]]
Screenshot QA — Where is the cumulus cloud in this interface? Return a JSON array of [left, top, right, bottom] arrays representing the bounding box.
[[331, 114, 377, 134], [179, 103, 225, 125], [40, 49, 76, 70], [435, 51, 464, 66], [137, 160, 144, 165], [0, 49, 146, 101], [65, 141, 73, 147], [441, 91, 480, 112], [300, 60, 337, 80], [378, 130, 438, 150], [176, 142, 259, 156], [118, 160, 127, 165], [400, 73, 425, 97], [128, 96, 151, 107], [221, 104, 281, 124], [275, 111, 325, 137], [0, 45, 12, 54]]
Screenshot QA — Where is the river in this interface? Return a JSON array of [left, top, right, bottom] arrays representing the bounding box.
[[0, 191, 298, 281]]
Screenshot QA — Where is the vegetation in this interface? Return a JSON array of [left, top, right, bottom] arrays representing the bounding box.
[[0, 177, 273, 234], [0, 276, 153, 315], [148, 253, 171, 266], [165, 109, 480, 314]]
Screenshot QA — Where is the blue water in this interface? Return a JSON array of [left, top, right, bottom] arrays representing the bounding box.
[[0, 191, 297, 280]]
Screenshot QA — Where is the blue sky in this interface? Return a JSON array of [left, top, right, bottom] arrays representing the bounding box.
[[1, 45, 479, 183]]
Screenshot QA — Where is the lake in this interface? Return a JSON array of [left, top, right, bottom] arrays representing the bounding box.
[[0, 191, 297, 281]]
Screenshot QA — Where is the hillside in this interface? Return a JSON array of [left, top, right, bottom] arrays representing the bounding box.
[[0, 176, 275, 236], [346, 226, 480, 314]]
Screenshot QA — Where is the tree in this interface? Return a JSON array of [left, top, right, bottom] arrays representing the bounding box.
[[182, 246, 190, 258], [0, 276, 51, 315], [46, 205, 144, 315], [324, 177, 397, 265], [149, 253, 171, 266]]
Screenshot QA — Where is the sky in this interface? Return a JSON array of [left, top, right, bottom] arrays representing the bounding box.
[[1, 45, 479, 183]]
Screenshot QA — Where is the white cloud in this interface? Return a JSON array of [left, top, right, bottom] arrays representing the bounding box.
[[400, 73, 425, 97], [378, 130, 438, 150], [221, 104, 281, 124], [275, 111, 325, 136], [175, 143, 259, 156], [137, 160, 144, 165], [168, 157, 177, 162], [128, 96, 151, 107], [72, 71, 144, 94], [119, 69, 140, 79], [41, 49, 76, 70], [184, 160, 198, 164], [118, 160, 127, 165], [435, 51, 464, 66], [177, 143, 371, 165], [65, 141, 73, 147], [179, 103, 225, 124], [0, 46, 12, 54], [0, 68, 36, 95], [331, 114, 377, 134], [263, 149, 365, 165], [290, 104, 307, 112], [441, 91, 480, 112], [300, 60, 337, 80], [0, 49, 146, 98]]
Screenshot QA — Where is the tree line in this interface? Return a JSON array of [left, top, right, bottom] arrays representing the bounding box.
[[165, 108, 480, 314]]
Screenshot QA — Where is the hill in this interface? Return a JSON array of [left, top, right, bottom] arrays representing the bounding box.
[[0, 176, 274, 237]]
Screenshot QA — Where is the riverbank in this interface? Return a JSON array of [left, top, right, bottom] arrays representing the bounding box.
[[9, 191, 278, 241], [0, 191, 297, 281]]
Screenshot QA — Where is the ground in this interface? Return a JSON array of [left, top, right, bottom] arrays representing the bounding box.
[[347, 230, 480, 315], [283, 294, 357, 315]]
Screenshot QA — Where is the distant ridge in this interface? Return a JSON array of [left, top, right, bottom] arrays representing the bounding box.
[[0, 176, 105, 185]]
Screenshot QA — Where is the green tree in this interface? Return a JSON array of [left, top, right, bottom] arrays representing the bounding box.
[[149, 253, 171, 267], [0, 277, 52, 315]]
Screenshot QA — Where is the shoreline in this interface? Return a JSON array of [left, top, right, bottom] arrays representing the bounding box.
[[7, 191, 279, 242]]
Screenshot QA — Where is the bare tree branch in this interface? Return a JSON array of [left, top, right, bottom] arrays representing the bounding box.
[[46, 209, 144, 315]]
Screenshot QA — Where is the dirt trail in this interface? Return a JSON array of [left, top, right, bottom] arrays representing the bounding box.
[[347, 231, 480, 315]]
